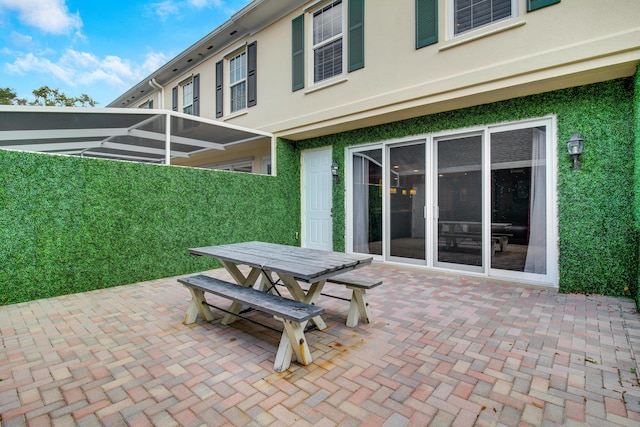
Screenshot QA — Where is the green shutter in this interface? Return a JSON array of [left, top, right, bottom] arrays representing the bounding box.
[[527, 0, 560, 12], [416, 0, 438, 49], [292, 14, 305, 92], [348, 0, 365, 72], [215, 61, 223, 118], [247, 41, 257, 107]]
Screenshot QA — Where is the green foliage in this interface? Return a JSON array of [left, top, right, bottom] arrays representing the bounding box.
[[0, 86, 97, 106], [0, 150, 298, 305], [635, 64, 640, 309], [0, 88, 26, 105], [299, 78, 638, 298]]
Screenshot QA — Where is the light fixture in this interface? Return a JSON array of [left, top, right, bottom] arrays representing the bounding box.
[[331, 162, 340, 184], [567, 133, 584, 170]]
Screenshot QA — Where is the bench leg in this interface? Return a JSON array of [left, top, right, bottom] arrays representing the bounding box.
[[183, 287, 214, 325], [274, 317, 312, 372], [278, 273, 327, 331], [346, 288, 372, 327], [220, 263, 262, 325]]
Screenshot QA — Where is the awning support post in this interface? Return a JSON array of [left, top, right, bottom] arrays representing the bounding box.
[[165, 112, 171, 165]]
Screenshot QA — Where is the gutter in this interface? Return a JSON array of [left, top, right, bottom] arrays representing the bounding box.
[[149, 78, 164, 109]]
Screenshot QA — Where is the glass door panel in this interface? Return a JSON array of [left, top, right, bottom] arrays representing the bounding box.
[[389, 143, 425, 260], [490, 126, 547, 273], [436, 135, 483, 268], [352, 149, 383, 255]]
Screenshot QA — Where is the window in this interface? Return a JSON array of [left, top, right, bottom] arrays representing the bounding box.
[[230, 51, 247, 113], [313, 1, 343, 83], [216, 42, 256, 118], [453, 0, 513, 35], [182, 81, 194, 115], [291, 0, 364, 91], [172, 74, 199, 115], [138, 100, 153, 109], [203, 158, 253, 173]]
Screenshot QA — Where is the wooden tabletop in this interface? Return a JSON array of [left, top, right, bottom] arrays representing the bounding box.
[[189, 241, 373, 283]]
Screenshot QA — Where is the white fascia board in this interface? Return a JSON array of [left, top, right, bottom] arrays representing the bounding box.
[[0, 128, 129, 141]]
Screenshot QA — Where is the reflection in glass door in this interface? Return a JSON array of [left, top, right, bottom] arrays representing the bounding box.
[[436, 135, 483, 269], [389, 143, 425, 261], [490, 126, 547, 274], [352, 149, 383, 255]]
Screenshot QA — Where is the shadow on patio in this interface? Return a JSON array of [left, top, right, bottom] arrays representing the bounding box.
[[1, 264, 640, 426]]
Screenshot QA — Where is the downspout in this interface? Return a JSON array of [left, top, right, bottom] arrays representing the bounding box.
[[149, 78, 164, 110]]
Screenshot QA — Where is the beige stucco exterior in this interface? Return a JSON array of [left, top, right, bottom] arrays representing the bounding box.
[[116, 0, 640, 141]]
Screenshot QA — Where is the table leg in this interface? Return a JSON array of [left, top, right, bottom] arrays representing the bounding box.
[[183, 287, 214, 325], [278, 273, 327, 330], [220, 261, 262, 325]]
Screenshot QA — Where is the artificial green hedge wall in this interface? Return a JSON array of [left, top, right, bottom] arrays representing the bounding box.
[[635, 65, 640, 308], [298, 78, 638, 299], [0, 141, 300, 305]]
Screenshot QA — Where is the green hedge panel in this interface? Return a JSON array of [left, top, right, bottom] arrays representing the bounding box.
[[0, 142, 300, 305], [298, 78, 638, 298]]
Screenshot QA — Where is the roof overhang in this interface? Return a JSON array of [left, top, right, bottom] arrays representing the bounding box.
[[108, 0, 306, 108], [0, 106, 272, 164]]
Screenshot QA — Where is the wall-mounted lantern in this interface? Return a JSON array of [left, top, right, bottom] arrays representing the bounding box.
[[567, 133, 584, 170], [331, 162, 340, 184]]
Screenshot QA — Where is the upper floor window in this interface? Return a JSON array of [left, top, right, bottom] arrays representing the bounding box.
[[182, 81, 194, 115], [312, 0, 343, 83], [291, 0, 364, 92], [172, 74, 199, 116], [229, 51, 247, 113], [216, 42, 256, 118], [453, 0, 514, 35]]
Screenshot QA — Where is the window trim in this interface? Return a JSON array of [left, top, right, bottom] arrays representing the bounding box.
[[182, 80, 194, 115], [229, 49, 248, 114], [448, 0, 519, 39], [309, 0, 346, 86]]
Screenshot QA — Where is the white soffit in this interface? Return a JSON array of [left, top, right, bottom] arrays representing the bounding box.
[[0, 106, 271, 164]]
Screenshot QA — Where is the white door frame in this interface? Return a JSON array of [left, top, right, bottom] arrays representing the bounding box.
[[301, 147, 333, 250]]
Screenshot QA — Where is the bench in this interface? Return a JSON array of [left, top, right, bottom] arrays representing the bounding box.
[[178, 274, 325, 372], [325, 272, 382, 327], [440, 232, 511, 254]]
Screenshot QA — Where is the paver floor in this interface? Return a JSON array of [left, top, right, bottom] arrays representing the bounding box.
[[1, 264, 640, 426]]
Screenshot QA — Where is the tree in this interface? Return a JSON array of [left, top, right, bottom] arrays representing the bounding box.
[[0, 88, 26, 105], [0, 86, 97, 107]]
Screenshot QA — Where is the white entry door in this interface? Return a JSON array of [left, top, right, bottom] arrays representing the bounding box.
[[302, 147, 333, 250]]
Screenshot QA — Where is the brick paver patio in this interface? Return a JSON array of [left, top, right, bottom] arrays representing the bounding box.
[[1, 264, 640, 426]]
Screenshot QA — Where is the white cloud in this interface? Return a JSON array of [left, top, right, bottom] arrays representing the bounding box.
[[6, 31, 34, 49], [0, 0, 83, 35], [188, 0, 222, 8], [5, 49, 170, 93], [150, 0, 180, 21], [149, 0, 225, 20]]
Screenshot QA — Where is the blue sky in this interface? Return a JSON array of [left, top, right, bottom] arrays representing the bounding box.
[[0, 0, 252, 106]]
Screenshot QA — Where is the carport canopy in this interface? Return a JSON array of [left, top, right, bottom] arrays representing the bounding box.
[[0, 106, 272, 165]]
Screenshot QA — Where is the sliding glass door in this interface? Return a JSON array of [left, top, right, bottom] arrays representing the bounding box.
[[388, 142, 425, 261], [347, 118, 556, 285], [435, 135, 483, 271]]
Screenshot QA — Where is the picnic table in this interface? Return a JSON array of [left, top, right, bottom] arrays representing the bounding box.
[[182, 241, 376, 371]]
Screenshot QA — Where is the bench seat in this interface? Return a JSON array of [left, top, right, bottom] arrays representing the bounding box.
[[326, 272, 382, 327], [178, 274, 325, 372]]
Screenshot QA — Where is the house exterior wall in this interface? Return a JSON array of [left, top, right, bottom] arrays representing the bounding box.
[[122, 0, 640, 143], [108, 1, 640, 301], [292, 77, 638, 299]]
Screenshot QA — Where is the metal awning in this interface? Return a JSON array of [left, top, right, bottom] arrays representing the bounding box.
[[0, 106, 272, 164]]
